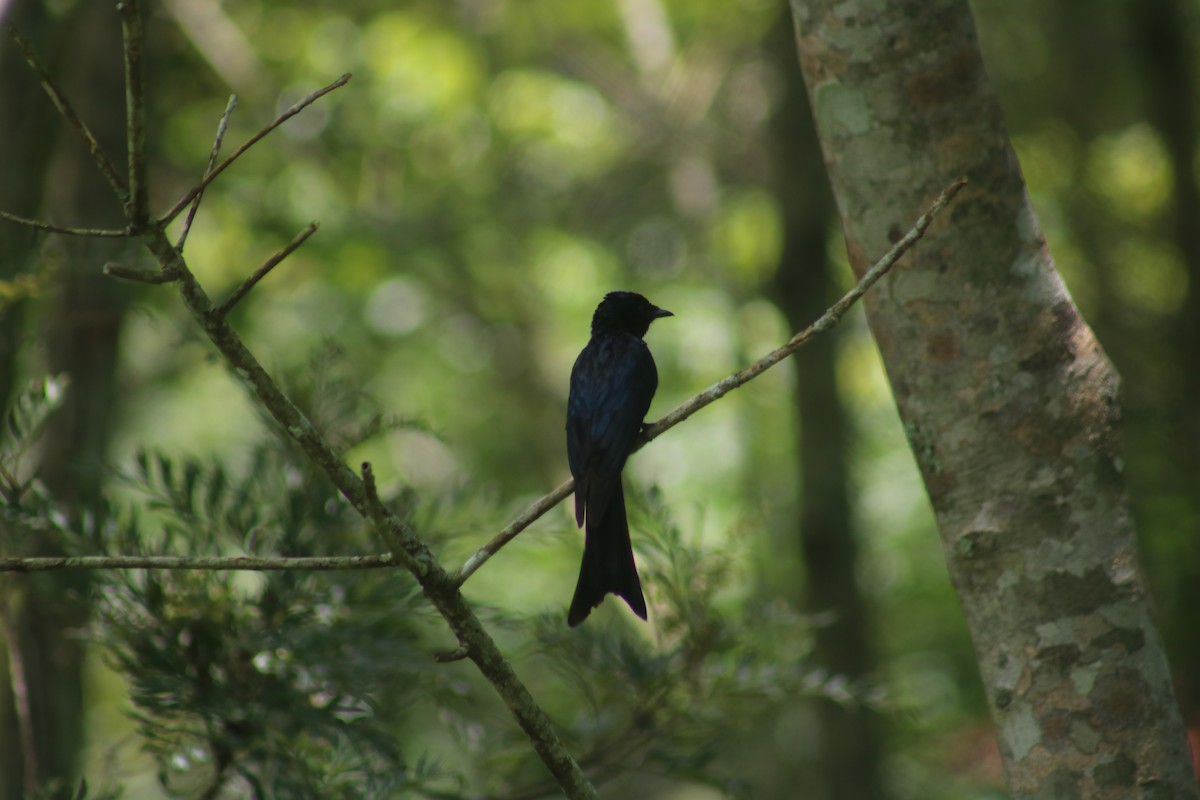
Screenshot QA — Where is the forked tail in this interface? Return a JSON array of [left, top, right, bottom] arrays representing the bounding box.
[[567, 482, 647, 626]]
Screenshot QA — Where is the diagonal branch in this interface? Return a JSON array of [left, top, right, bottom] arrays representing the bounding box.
[[3, 22, 129, 206], [146, 227, 598, 799], [455, 479, 573, 586], [160, 73, 352, 226], [177, 94, 238, 251], [212, 223, 319, 319], [641, 176, 968, 439], [0, 210, 130, 237], [452, 176, 968, 585]]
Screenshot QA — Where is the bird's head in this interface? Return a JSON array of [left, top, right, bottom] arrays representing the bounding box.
[[591, 291, 673, 338]]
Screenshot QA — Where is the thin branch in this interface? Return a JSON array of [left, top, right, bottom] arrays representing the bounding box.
[[642, 176, 969, 439], [3, 22, 129, 206], [212, 223, 319, 319], [160, 73, 352, 226], [119, 0, 149, 225], [177, 94, 238, 251], [0, 606, 39, 799], [454, 479, 573, 586], [360, 462, 422, 576], [452, 176, 969, 585], [0, 554, 397, 573], [0, 210, 130, 237], [0, 462, 20, 504]]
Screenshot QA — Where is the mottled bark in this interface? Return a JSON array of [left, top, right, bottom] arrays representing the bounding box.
[[768, 12, 887, 800], [788, 0, 1198, 797]]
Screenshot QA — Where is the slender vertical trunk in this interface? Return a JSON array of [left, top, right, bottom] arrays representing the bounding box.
[[1, 2, 67, 797], [787, 0, 1198, 796], [768, 11, 887, 799], [1, 3, 131, 796], [0, 1, 58, 416], [1130, 0, 1200, 730]]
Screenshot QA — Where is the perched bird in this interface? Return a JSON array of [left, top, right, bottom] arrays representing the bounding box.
[[566, 291, 672, 626]]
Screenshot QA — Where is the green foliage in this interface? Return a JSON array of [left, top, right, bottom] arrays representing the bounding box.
[[7, 0, 1196, 798], [125, 368, 445, 791], [34, 349, 847, 798], [34, 778, 123, 800], [86, 451, 849, 797], [450, 488, 875, 798], [0, 270, 54, 307], [0, 375, 67, 517], [89, 449, 446, 796]]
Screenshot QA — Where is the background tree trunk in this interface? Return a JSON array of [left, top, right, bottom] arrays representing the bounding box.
[[0, 2, 130, 796], [1, 2, 65, 797], [0, 2, 57, 420], [1129, 0, 1200, 729], [787, 0, 1199, 797], [768, 11, 888, 800]]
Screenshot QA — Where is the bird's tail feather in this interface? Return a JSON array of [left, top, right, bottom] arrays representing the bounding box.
[[567, 483, 647, 627]]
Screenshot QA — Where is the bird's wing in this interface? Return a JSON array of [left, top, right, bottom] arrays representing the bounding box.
[[567, 335, 658, 524]]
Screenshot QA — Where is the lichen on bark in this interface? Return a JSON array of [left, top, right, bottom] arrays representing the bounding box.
[[790, 0, 1199, 797]]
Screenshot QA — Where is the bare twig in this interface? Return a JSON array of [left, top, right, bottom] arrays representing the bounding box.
[[642, 176, 969, 438], [0, 554, 396, 573], [0, 462, 20, 504], [119, 0, 149, 225], [452, 176, 969, 585], [3, 22, 129, 206], [212, 223, 319, 319], [160, 73, 352, 226], [177, 94, 238, 251], [0, 606, 39, 798], [360, 462, 422, 575], [0, 210, 130, 237], [453, 479, 573, 586]]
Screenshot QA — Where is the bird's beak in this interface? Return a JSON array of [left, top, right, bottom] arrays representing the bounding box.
[[653, 307, 674, 319]]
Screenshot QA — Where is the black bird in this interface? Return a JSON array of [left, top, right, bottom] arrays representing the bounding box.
[[567, 291, 672, 626]]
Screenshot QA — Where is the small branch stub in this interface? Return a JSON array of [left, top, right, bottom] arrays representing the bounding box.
[[104, 263, 178, 284], [434, 646, 470, 663]]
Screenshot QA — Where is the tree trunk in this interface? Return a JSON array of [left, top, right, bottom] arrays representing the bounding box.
[[787, 0, 1199, 797], [1130, 0, 1200, 729], [0, 1, 58, 417], [1, 2, 68, 798], [1, 2, 130, 796]]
